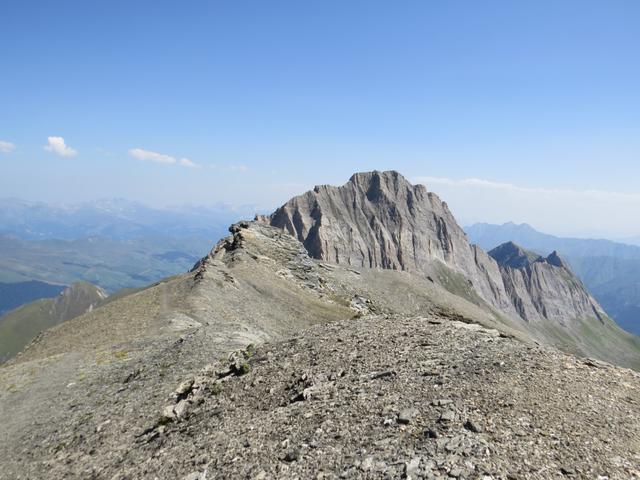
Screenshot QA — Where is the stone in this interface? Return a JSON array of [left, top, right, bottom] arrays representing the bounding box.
[[174, 399, 189, 419], [398, 408, 418, 425], [425, 428, 439, 439], [283, 450, 300, 462], [439, 410, 456, 423], [360, 457, 374, 472], [463, 419, 482, 433], [404, 457, 420, 478], [182, 472, 207, 480], [162, 405, 176, 421], [175, 378, 195, 396], [448, 467, 462, 478]]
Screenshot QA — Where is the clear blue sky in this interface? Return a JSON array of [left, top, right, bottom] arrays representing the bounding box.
[[1, 1, 639, 237]]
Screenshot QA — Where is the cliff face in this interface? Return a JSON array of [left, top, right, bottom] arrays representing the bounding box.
[[489, 243, 606, 324], [259, 171, 609, 328], [258, 171, 516, 314]]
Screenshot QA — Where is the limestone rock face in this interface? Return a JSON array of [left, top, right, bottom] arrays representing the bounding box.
[[259, 170, 609, 327], [489, 242, 606, 323], [258, 171, 515, 314]]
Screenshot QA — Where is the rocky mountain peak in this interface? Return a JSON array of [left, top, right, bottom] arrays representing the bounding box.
[[489, 241, 541, 269], [490, 242, 603, 323], [258, 170, 515, 313], [261, 171, 611, 330], [346, 170, 423, 201], [545, 250, 566, 268]]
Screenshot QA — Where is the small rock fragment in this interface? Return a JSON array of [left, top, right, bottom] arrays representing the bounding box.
[[182, 471, 207, 480], [398, 408, 417, 425], [175, 378, 194, 396], [464, 419, 482, 433], [283, 450, 300, 462], [404, 457, 420, 478], [174, 399, 189, 419], [439, 410, 456, 423], [360, 456, 374, 472]]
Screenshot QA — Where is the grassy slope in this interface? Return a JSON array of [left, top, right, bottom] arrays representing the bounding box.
[[0, 282, 108, 363], [0, 299, 55, 363]]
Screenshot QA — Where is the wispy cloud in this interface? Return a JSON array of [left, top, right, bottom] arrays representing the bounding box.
[[415, 176, 640, 202], [44, 136, 77, 157], [226, 164, 249, 173], [0, 140, 15, 154], [179, 158, 197, 168], [128, 148, 198, 168], [413, 176, 640, 238], [129, 148, 175, 164], [208, 164, 250, 173]]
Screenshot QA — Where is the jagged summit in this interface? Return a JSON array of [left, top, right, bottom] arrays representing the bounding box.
[[258, 170, 514, 315], [545, 250, 566, 268], [347, 170, 425, 197], [490, 242, 569, 271], [260, 170, 618, 333], [489, 241, 542, 268]]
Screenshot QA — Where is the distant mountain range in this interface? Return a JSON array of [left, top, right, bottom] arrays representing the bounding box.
[[0, 198, 257, 313], [465, 222, 640, 335], [622, 236, 640, 247], [0, 198, 255, 241]]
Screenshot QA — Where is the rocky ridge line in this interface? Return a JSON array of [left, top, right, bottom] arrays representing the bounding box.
[[258, 171, 610, 329]]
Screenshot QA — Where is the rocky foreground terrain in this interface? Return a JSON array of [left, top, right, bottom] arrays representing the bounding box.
[[1, 171, 640, 479], [6, 313, 640, 479]]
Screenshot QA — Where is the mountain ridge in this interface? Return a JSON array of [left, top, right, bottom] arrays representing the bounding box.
[[466, 221, 640, 334], [259, 171, 610, 330]]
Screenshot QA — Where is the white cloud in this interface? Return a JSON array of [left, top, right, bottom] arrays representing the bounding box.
[[0, 140, 15, 154], [129, 148, 174, 164], [179, 158, 197, 168], [44, 136, 77, 157], [128, 148, 198, 168], [413, 176, 640, 238]]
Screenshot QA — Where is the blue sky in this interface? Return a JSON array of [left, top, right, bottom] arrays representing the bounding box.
[[1, 1, 639, 237]]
